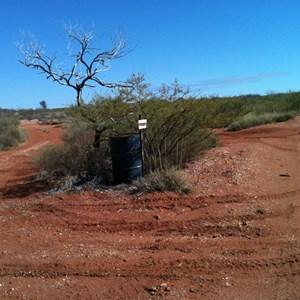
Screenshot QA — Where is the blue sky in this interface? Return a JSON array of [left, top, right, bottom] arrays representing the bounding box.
[[1, 0, 300, 109]]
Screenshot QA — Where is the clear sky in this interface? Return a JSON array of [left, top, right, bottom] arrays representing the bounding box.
[[1, 0, 300, 109]]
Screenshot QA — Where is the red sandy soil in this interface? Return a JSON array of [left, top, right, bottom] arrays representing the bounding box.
[[0, 118, 299, 299]]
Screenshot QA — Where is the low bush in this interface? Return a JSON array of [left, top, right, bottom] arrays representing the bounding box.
[[227, 111, 297, 131], [34, 119, 112, 190], [0, 117, 27, 150], [139, 99, 218, 172], [132, 168, 192, 194]]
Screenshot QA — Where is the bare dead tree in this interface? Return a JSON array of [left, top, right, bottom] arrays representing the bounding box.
[[17, 24, 131, 107]]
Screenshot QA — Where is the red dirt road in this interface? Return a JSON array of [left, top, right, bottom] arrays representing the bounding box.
[[0, 118, 299, 299]]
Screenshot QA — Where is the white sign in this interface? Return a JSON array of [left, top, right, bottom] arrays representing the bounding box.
[[138, 119, 147, 129]]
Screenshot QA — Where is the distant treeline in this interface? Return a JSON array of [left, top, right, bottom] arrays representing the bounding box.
[[1, 91, 299, 129], [0, 107, 67, 124]]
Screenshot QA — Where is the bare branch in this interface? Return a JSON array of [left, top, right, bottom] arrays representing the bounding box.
[[17, 24, 132, 106]]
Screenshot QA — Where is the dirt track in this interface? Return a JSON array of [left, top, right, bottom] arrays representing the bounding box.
[[0, 118, 299, 299]]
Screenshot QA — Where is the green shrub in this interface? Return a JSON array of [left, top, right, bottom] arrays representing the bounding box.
[[227, 111, 297, 131], [0, 117, 27, 150], [198, 97, 248, 128], [34, 119, 112, 189], [252, 92, 300, 114], [108, 75, 218, 173], [139, 99, 217, 172], [132, 168, 192, 194], [71, 95, 218, 174], [272, 111, 297, 122]]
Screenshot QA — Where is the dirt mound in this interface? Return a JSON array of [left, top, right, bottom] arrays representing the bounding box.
[[0, 118, 299, 299]]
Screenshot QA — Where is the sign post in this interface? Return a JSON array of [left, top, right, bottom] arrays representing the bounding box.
[[138, 116, 147, 177]]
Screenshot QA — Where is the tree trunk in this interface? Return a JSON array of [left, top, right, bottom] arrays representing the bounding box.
[[94, 129, 101, 148], [93, 127, 108, 149], [76, 89, 83, 107]]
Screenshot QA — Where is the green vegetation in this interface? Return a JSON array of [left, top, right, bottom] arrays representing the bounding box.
[[2, 78, 299, 193], [0, 107, 68, 124], [132, 169, 192, 194], [224, 92, 300, 131], [35, 99, 216, 191], [193, 91, 300, 130], [0, 117, 27, 150], [138, 99, 217, 172], [227, 111, 297, 131], [34, 119, 112, 187], [198, 97, 248, 128], [67, 76, 218, 175]]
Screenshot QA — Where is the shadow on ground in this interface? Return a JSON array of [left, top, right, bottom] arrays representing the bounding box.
[[0, 176, 50, 199]]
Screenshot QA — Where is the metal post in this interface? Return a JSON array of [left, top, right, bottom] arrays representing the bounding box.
[[139, 115, 144, 177]]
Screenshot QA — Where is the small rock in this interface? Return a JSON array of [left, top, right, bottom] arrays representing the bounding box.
[[160, 282, 170, 291], [241, 220, 248, 226], [190, 288, 195, 293], [160, 282, 168, 288], [146, 287, 158, 295]]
